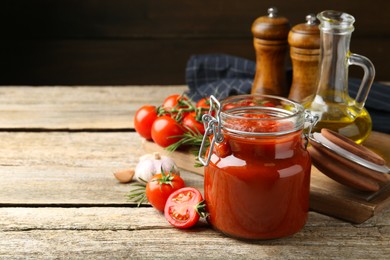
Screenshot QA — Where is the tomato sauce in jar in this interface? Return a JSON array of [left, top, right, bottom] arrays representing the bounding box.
[[200, 95, 313, 240]]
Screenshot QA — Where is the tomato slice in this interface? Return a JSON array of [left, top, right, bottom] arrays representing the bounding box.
[[164, 187, 205, 229]]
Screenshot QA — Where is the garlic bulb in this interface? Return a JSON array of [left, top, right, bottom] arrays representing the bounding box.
[[134, 152, 180, 183]]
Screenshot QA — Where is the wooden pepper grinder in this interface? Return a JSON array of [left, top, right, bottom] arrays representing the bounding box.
[[288, 14, 320, 102], [251, 7, 290, 96]]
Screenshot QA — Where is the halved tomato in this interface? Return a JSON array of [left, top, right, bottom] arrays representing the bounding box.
[[164, 187, 207, 229]]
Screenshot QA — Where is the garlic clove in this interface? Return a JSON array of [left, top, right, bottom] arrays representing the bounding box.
[[113, 169, 135, 183]]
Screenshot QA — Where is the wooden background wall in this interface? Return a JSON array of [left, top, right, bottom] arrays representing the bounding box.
[[0, 0, 388, 85]]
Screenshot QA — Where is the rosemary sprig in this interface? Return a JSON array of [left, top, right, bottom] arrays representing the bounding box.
[[157, 95, 197, 121], [165, 126, 207, 152], [190, 148, 206, 167], [127, 180, 148, 207]]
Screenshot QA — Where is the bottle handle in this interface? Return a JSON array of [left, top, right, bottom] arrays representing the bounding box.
[[348, 53, 375, 110]]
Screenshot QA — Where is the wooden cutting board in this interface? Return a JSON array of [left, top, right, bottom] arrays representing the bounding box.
[[143, 131, 390, 224]]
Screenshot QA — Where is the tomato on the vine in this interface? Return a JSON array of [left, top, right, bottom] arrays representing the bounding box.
[[134, 105, 158, 140], [196, 97, 210, 109], [162, 94, 189, 110], [151, 116, 184, 147], [182, 112, 205, 135], [146, 172, 185, 212], [164, 187, 207, 229], [196, 97, 217, 118], [161, 94, 191, 120]]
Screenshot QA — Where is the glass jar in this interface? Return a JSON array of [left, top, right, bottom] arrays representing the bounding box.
[[199, 95, 316, 240]]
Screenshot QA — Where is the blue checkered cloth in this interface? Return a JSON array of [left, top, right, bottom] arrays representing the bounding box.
[[185, 54, 390, 133], [185, 54, 256, 101]]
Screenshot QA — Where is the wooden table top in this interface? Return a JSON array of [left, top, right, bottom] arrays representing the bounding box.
[[1, 86, 389, 259]]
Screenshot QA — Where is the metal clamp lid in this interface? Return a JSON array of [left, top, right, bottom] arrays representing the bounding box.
[[198, 96, 224, 166], [198, 96, 319, 166]]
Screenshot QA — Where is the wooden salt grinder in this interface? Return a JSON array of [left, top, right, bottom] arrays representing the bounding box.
[[288, 14, 320, 102], [251, 7, 290, 96]]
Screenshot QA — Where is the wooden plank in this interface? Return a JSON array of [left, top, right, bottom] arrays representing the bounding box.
[[144, 131, 390, 176], [0, 86, 187, 130], [0, 132, 203, 205], [0, 207, 389, 258], [1, 85, 388, 131], [143, 132, 390, 223], [363, 131, 390, 161]]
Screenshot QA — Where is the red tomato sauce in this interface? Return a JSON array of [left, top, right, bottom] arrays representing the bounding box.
[[204, 116, 311, 239]]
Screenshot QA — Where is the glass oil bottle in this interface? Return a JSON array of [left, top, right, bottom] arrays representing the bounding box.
[[305, 10, 375, 144]]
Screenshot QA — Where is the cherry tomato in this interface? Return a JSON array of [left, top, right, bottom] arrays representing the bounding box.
[[162, 94, 189, 110], [162, 94, 190, 120], [197, 97, 216, 117], [134, 105, 158, 140], [146, 172, 185, 212], [182, 112, 205, 135], [151, 116, 184, 147], [164, 187, 205, 229], [196, 97, 210, 109]]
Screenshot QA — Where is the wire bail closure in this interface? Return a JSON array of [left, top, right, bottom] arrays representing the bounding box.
[[303, 110, 319, 148], [304, 110, 319, 136], [198, 95, 224, 166]]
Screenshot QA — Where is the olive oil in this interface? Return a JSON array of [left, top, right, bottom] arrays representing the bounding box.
[[308, 102, 372, 144]]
